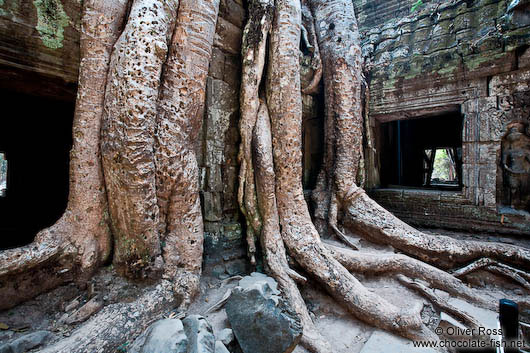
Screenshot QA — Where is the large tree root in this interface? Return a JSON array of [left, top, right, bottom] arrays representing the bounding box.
[[253, 102, 332, 353], [40, 280, 177, 353], [397, 275, 482, 330], [261, 0, 437, 344], [326, 243, 496, 310], [101, 0, 179, 277], [239, 3, 331, 351], [344, 193, 530, 270]]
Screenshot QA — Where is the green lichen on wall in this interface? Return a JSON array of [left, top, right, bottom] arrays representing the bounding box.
[[0, 0, 7, 17], [33, 0, 70, 49]]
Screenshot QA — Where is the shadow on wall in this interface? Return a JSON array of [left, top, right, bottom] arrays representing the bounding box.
[[0, 89, 74, 249]]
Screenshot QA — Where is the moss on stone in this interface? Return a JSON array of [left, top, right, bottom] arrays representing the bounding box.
[[0, 0, 7, 17], [33, 0, 69, 49]]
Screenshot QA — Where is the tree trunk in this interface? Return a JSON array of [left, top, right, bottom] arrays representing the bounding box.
[[155, 0, 220, 304], [101, 0, 179, 278]]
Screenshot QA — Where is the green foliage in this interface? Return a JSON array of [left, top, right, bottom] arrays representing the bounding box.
[[411, 0, 424, 12]]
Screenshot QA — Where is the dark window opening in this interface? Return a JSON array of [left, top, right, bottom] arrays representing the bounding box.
[[379, 111, 463, 190], [0, 90, 74, 250], [302, 91, 325, 190]]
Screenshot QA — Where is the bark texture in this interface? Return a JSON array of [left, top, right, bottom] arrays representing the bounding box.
[[40, 281, 176, 353], [155, 0, 220, 304], [2, 0, 530, 351], [101, 0, 179, 278]]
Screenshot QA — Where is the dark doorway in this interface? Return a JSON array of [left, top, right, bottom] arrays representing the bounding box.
[[379, 111, 463, 190], [0, 90, 74, 249]]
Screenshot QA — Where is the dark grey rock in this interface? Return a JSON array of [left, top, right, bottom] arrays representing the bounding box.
[[0, 330, 55, 353], [128, 318, 187, 353], [182, 315, 215, 353], [225, 273, 302, 353], [225, 259, 247, 276], [217, 328, 234, 346]]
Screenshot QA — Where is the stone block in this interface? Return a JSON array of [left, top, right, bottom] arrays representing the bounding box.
[[207, 165, 223, 192], [183, 315, 216, 353], [209, 48, 225, 80], [129, 319, 188, 353], [223, 54, 241, 87], [214, 17, 242, 55], [219, 0, 245, 28], [203, 192, 223, 222]]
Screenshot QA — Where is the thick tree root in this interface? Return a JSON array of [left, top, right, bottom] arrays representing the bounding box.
[[326, 243, 496, 310], [39, 281, 177, 353], [239, 3, 331, 350], [0, 231, 76, 310], [344, 193, 530, 270], [101, 0, 179, 277], [397, 275, 482, 330], [253, 102, 332, 353], [237, 0, 272, 265]]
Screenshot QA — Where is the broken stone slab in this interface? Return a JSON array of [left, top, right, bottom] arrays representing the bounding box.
[[238, 271, 281, 295], [447, 298, 498, 329], [217, 328, 234, 346], [128, 318, 188, 353], [359, 330, 437, 353], [226, 272, 302, 353], [0, 330, 56, 353], [215, 340, 230, 353], [183, 315, 216, 353]]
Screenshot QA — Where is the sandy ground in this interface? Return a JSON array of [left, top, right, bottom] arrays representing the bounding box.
[[0, 227, 529, 352]]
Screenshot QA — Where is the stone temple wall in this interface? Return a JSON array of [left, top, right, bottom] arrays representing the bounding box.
[[198, 0, 249, 276], [354, 0, 530, 235]]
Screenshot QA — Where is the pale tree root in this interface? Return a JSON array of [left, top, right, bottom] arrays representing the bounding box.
[[397, 275, 482, 330], [253, 102, 332, 353], [452, 258, 530, 290], [0, 0, 129, 310], [236, 0, 271, 265], [39, 280, 177, 353], [100, 0, 179, 278], [344, 192, 530, 271], [155, 0, 220, 307], [239, 1, 331, 350], [326, 243, 496, 310], [300, 2, 322, 95], [0, 232, 76, 310]]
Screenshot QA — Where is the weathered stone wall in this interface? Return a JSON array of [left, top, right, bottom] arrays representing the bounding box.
[[199, 0, 248, 276], [0, 0, 80, 100], [356, 0, 530, 235]]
